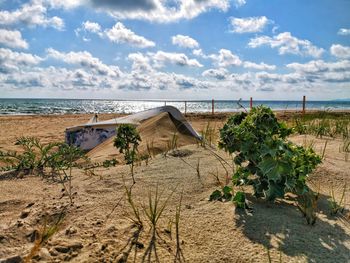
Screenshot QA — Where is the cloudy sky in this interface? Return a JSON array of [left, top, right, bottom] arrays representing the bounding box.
[[0, 0, 350, 100]]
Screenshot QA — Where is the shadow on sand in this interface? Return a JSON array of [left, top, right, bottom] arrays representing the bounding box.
[[234, 194, 350, 263]]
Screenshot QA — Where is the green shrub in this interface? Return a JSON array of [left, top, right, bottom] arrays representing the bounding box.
[[216, 106, 321, 224]]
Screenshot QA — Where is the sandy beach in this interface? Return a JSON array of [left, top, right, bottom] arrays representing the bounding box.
[[0, 112, 349, 262]]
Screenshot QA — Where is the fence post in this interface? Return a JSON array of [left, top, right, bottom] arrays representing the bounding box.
[[302, 96, 306, 114], [250, 97, 253, 110], [184, 101, 187, 115], [164, 101, 167, 106], [212, 99, 214, 115]]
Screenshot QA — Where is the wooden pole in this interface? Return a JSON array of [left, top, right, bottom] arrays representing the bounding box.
[[250, 97, 253, 110], [302, 95, 306, 114], [212, 99, 214, 115], [184, 101, 187, 115]]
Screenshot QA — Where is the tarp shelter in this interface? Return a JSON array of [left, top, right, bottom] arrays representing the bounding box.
[[65, 106, 201, 150]]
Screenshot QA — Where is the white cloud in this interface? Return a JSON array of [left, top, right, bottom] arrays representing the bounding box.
[[209, 49, 242, 67], [75, 21, 155, 48], [172, 35, 199, 49], [151, 51, 203, 67], [248, 32, 324, 58], [287, 60, 350, 74], [128, 52, 153, 72], [48, 0, 231, 23], [44, 0, 82, 9], [233, 0, 246, 7], [106, 0, 231, 23], [46, 48, 121, 77], [194, 48, 275, 70], [0, 0, 64, 30], [202, 68, 229, 80], [330, 44, 350, 59], [0, 29, 29, 49], [285, 59, 350, 85], [82, 21, 101, 33], [243, 61, 276, 70], [0, 48, 42, 73], [229, 16, 270, 33], [338, 28, 350, 36], [105, 22, 155, 48]]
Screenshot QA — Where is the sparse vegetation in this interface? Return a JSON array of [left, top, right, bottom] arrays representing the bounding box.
[[0, 137, 61, 175], [292, 111, 350, 139]]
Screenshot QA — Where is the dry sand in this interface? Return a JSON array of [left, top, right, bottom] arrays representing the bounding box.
[[0, 113, 349, 263]]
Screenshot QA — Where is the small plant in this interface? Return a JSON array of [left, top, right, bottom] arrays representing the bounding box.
[[146, 139, 155, 158], [124, 182, 143, 227], [321, 140, 328, 160], [196, 158, 201, 179], [328, 183, 347, 216], [138, 153, 151, 166], [167, 132, 178, 152], [209, 168, 222, 186], [24, 209, 66, 263], [218, 106, 322, 224], [209, 185, 233, 202], [341, 138, 350, 162], [200, 122, 216, 147], [174, 192, 185, 263], [141, 185, 172, 262], [102, 158, 118, 168], [0, 137, 87, 192], [114, 124, 141, 184], [50, 144, 86, 205]]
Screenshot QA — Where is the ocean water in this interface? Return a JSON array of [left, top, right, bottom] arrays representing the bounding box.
[[0, 98, 349, 115]]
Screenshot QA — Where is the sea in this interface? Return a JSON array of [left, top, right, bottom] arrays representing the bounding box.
[[0, 98, 349, 115]]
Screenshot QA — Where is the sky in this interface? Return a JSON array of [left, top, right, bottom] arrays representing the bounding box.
[[0, 0, 350, 100]]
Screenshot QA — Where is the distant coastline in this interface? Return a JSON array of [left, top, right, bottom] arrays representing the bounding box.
[[0, 98, 349, 115]]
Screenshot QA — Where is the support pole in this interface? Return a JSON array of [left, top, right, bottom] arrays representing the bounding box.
[[184, 101, 187, 115], [164, 101, 167, 106], [302, 95, 306, 115], [212, 99, 214, 115], [250, 97, 253, 110]]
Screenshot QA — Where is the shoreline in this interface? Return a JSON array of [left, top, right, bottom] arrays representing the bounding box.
[[1, 108, 350, 117]]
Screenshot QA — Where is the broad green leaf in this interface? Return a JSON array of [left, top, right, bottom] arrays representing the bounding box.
[[209, 190, 222, 201]]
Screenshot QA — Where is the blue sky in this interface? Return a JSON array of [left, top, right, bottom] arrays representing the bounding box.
[[0, 0, 350, 100]]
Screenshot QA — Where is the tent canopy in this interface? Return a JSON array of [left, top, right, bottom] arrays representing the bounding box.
[[65, 106, 201, 150]]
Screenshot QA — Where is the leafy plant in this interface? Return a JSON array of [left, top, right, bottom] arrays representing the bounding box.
[[114, 124, 141, 184], [218, 106, 322, 224]]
